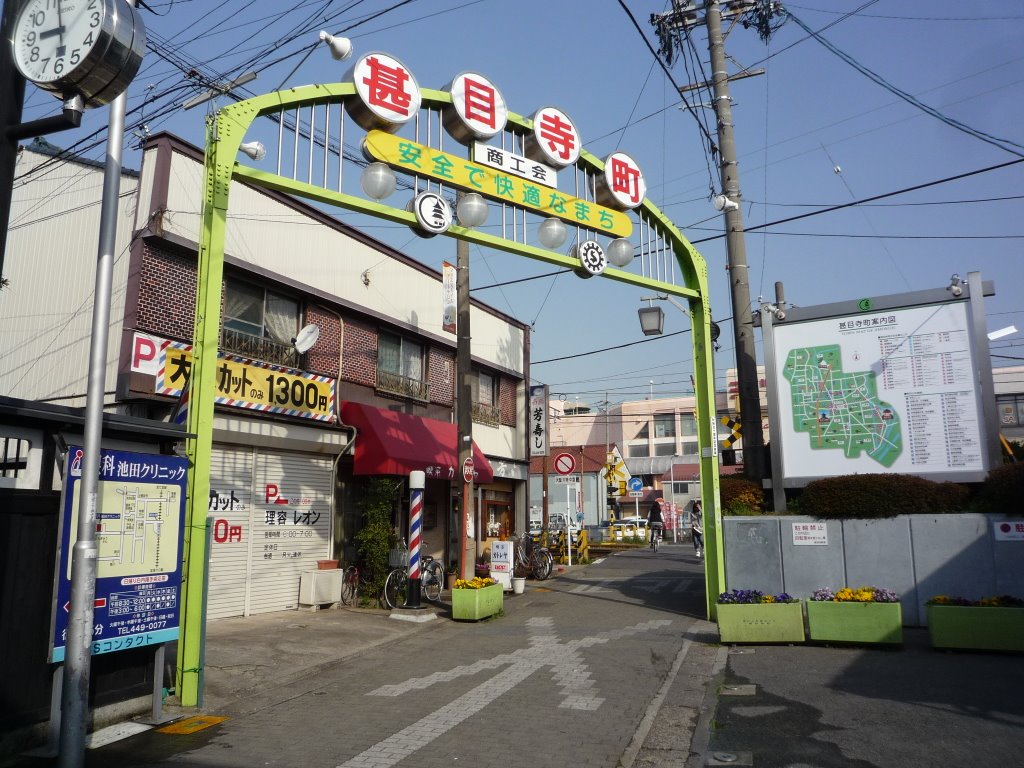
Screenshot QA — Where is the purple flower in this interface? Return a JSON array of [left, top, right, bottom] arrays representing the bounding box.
[[811, 588, 835, 602]]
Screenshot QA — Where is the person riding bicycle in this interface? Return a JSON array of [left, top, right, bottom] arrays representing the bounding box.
[[647, 498, 665, 547]]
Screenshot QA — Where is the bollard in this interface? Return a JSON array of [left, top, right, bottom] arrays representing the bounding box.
[[403, 470, 425, 609]]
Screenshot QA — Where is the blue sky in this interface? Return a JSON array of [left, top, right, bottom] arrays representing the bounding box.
[[16, 0, 1024, 407]]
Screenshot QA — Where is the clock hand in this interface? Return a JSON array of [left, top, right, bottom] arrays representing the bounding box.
[[38, 26, 66, 41], [55, 0, 66, 57]]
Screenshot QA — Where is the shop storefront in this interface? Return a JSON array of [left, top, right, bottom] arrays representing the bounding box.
[[340, 401, 496, 569], [204, 413, 351, 619]]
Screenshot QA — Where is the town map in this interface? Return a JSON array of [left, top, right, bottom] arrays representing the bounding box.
[[782, 344, 902, 467]]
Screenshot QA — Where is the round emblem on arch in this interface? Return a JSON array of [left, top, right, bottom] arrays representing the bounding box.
[[572, 240, 607, 279], [410, 191, 453, 237]]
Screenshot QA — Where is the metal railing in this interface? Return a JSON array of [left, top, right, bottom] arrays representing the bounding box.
[[222, 328, 299, 368], [376, 368, 429, 401], [472, 401, 500, 426]]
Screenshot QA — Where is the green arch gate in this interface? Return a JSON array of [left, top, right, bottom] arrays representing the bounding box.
[[181, 55, 723, 704]]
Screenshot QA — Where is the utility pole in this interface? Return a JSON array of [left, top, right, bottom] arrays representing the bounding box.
[[651, 0, 766, 479], [705, 0, 765, 479], [456, 225, 476, 581]]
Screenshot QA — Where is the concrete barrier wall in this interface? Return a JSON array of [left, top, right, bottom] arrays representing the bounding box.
[[723, 514, 1024, 626]]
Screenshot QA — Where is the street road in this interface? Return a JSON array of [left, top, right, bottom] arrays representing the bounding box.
[[84, 543, 714, 768]]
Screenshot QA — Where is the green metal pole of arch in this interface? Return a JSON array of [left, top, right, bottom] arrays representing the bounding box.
[[178, 83, 724, 706]]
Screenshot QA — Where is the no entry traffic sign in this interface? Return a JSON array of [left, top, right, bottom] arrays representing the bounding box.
[[553, 452, 576, 475]]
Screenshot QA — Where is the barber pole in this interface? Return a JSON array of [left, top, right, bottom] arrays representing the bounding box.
[[404, 471, 425, 609]]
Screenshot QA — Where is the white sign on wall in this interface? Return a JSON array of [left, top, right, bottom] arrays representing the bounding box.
[[994, 520, 1024, 541], [792, 522, 828, 546]]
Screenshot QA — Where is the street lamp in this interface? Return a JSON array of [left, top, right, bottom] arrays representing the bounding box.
[[638, 294, 720, 348]]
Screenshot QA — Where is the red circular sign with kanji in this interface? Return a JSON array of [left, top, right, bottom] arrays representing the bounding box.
[[553, 452, 576, 475], [462, 457, 475, 483]]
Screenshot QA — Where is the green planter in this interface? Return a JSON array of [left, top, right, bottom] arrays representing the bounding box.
[[806, 601, 903, 645], [927, 605, 1024, 652], [452, 583, 503, 621], [717, 602, 805, 643]]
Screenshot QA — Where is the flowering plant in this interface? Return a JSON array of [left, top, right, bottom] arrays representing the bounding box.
[[928, 594, 1024, 607], [454, 577, 497, 590], [811, 586, 899, 603], [717, 588, 797, 604]]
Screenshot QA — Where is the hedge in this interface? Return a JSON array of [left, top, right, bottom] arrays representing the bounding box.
[[797, 473, 969, 519]]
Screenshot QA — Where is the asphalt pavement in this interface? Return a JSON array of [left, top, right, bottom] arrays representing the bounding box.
[[4, 546, 1022, 768]]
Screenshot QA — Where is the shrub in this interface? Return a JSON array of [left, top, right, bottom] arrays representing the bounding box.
[[719, 476, 765, 515], [975, 463, 1024, 513], [354, 477, 401, 603], [798, 473, 969, 519]]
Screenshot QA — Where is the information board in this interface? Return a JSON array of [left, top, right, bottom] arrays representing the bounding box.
[[770, 301, 987, 482], [50, 447, 188, 662]]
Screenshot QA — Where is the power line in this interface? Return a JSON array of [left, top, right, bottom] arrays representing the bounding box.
[[690, 156, 1024, 244]]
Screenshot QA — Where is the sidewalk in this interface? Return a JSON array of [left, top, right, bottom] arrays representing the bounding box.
[[697, 626, 1024, 768]]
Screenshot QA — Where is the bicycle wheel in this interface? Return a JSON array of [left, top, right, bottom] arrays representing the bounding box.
[[383, 569, 409, 610], [422, 560, 443, 602], [531, 549, 553, 580], [340, 566, 359, 605]]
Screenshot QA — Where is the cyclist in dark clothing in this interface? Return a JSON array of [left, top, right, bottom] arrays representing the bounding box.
[[648, 499, 665, 548]]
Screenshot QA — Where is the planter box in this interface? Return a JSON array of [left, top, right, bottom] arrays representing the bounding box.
[[452, 583, 503, 621], [927, 605, 1024, 652], [807, 601, 902, 645], [717, 602, 805, 643]]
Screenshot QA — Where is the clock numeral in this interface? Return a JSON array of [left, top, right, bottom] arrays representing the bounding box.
[[90, 11, 101, 28], [29, 46, 40, 63], [25, 31, 37, 46], [69, 49, 81, 66], [30, 11, 45, 27], [53, 57, 64, 75]]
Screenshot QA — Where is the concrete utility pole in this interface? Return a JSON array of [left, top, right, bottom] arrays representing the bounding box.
[[456, 231, 476, 580], [653, 0, 766, 479], [705, 0, 765, 480]]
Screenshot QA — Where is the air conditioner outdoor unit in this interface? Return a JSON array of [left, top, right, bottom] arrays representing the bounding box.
[[299, 569, 342, 608]]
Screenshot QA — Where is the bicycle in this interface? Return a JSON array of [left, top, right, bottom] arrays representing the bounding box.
[[383, 554, 445, 609], [649, 522, 664, 553], [340, 563, 361, 605], [514, 533, 553, 580]]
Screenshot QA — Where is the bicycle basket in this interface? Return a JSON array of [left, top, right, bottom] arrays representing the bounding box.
[[388, 548, 409, 568]]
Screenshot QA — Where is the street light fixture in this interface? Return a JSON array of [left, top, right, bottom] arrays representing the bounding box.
[[638, 293, 721, 347], [638, 304, 665, 336]]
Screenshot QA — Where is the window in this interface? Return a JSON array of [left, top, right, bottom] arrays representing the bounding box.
[[670, 481, 689, 495], [653, 413, 676, 439], [681, 442, 699, 456], [222, 278, 300, 366], [655, 443, 676, 456], [472, 370, 499, 426], [627, 443, 649, 458], [378, 332, 428, 400], [680, 413, 697, 436], [632, 422, 650, 440]]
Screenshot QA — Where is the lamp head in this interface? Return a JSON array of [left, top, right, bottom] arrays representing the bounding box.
[[239, 141, 266, 162], [713, 194, 738, 212], [319, 31, 352, 61], [360, 162, 396, 200], [456, 193, 488, 228]]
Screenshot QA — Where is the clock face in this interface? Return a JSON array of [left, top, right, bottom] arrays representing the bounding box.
[[13, 0, 107, 85]]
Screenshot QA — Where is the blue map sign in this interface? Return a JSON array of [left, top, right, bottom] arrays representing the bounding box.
[[50, 447, 188, 663]]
